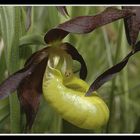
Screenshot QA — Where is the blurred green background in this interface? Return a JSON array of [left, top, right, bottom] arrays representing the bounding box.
[[0, 6, 140, 133]]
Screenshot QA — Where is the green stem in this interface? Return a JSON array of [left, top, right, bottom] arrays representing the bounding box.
[[120, 25, 129, 132], [9, 93, 21, 133], [102, 27, 113, 67], [102, 26, 113, 133], [8, 7, 21, 133], [106, 21, 123, 133], [28, 6, 34, 34]]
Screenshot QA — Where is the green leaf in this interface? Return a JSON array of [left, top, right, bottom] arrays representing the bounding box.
[[19, 34, 46, 47], [0, 44, 6, 83], [0, 6, 23, 133]]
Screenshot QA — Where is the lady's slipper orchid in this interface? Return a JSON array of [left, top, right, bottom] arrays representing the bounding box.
[[0, 6, 139, 131]]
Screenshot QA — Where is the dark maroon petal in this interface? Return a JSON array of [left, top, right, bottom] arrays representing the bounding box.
[[0, 45, 49, 100], [0, 64, 36, 100], [25, 47, 50, 67], [44, 29, 68, 45], [85, 41, 140, 96], [18, 57, 48, 130], [0, 46, 50, 129], [56, 6, 69, 17], [44, 7, 134, 44], [58, 7, 133, 34], [61, 42, 87, 80], [123, 6, 140, 47]]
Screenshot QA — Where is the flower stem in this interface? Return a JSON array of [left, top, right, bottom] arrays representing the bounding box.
[[105, 21, 123, 133], [120, 24, 129, 132], [9, 93, 21, 133]]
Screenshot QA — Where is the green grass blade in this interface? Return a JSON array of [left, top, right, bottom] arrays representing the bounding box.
[[0, 6, 22, 133], [0, 99, 9, 123]]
